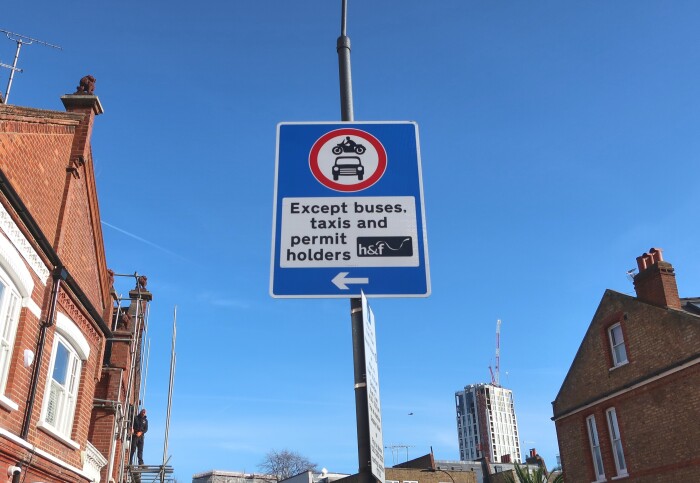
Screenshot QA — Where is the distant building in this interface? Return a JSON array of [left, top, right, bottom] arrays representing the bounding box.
[[435, 452, 545, 483], [337, 452, 544, 483], [455, 384, 522, 463], [194, 468, 349, 483], [192, 470, 276, 483], [281, 469, 350, 483], [337, 453, 477, 483], [552, 248, 700, 482]]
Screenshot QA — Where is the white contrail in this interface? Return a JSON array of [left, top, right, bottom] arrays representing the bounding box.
[[101, 220, 192, 263]]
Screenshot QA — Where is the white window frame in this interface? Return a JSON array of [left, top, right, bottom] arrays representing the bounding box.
[[606, 408, 628, 477], [39, 313, 89, 448], [0, 268, 21, 395], [586, 415, 605, 482], [608, 322, 628, 368], [0, 239, 34, 413]]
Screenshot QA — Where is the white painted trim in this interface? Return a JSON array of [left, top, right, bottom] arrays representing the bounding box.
[[0, 203, 49, 284], [0, 233, 34, 297], [37, 420, 81, 450], [554, 356, 700, 421], [0, 393, 18, 411], [608, 360, 629, 372], [0, 427, 92, 481], [55, 311, 90, 360], [24, 297, 42, 319]]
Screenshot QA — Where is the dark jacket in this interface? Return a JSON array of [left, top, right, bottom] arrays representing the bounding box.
[[133, 413, 148, 436]]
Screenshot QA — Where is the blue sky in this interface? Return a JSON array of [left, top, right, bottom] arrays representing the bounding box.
[[4, 1, 700, 480]]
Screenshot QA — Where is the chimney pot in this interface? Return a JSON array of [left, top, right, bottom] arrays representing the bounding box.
[[649, 247, 664, 263], [636, 255, 647, 271]]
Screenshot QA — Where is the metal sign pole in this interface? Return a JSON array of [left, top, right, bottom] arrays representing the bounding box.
[[336, 3, 372, 483]]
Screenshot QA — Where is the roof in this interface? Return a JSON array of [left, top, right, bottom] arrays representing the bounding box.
[[552, 289, 700, 419]]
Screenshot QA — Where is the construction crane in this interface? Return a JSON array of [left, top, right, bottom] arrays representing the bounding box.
[[488, 319, 502, 387]]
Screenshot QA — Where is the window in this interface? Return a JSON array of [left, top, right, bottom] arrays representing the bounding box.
[[0, 270, 21, 395], [608, 323, 628, 367], [39, 312, 89, 445], [586, 415, 605, 481], [606, 408, 627, 476], [44, 335, 81, 437], [0, 234, 36, 411]]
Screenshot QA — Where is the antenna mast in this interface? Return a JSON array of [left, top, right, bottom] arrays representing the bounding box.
[[0, 30, 62, 104]]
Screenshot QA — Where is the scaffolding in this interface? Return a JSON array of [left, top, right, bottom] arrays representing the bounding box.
[[95, 272, 176, 483]]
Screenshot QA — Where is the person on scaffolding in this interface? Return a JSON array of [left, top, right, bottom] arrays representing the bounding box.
[[130, 408, 148, 466]]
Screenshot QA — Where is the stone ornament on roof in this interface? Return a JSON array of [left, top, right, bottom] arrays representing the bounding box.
[[75, 75, 96, 95], [137, 275, 147, 290]]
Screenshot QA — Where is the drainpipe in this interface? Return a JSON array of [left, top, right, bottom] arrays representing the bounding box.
[[98, 367, 124, 483], [14, 267, 67, 483]]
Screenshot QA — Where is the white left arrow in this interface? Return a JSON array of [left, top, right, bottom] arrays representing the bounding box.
[[332, 272, 369, 290]]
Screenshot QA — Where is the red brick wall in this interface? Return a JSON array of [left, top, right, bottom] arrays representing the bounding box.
[[0, 103, 111, 322], [8, 290, 104, 470], [0, 108, 81, 246], [556, 351, 700, 482], [57, 169, 106, 313]]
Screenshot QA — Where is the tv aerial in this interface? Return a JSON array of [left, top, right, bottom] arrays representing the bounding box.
[[0, 29, 62, 104]]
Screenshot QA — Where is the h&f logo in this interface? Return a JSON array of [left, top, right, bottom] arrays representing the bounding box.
[[357, 237, 413, 257]]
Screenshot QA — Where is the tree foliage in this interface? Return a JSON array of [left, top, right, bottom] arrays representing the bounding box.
[[504, 464, 564, 483], [258, 449, 318, 481]]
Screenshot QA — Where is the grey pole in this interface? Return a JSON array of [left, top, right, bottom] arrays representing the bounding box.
[[337, 3, 372, 483], [337, 0, 354, 123], [4, 40, 23, 104]]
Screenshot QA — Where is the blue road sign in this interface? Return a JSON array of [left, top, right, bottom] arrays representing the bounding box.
[[270, 122, 430, 298]]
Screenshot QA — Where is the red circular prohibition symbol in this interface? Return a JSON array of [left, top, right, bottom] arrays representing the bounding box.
[[309, 128, 387, 192]]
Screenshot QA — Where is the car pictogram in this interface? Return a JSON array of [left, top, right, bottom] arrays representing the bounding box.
[[332, 156, 364, 181]]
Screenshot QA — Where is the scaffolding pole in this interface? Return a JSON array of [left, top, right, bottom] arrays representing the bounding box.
[[161, 307, 177, 483]]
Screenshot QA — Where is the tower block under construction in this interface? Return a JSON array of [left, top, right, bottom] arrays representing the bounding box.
[[455, 383, 522, 464]]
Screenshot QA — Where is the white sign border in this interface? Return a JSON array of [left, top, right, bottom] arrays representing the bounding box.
[[270, 121, 431, 298]]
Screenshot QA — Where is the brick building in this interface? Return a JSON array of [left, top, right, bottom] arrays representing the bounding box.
[[552, 248, 700, 482], [0, 85, 150, 482], [192, 470, 277, 483]]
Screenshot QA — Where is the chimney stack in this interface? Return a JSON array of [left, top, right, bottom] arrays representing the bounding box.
[[60, 77, 104, 164], [633, 248, 681, 309]]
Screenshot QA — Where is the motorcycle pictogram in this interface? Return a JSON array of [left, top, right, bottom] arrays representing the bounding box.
[[332, 136, 366, 155]]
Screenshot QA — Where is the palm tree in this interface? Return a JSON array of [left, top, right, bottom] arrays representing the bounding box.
[[504, 463, 564, 483]]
